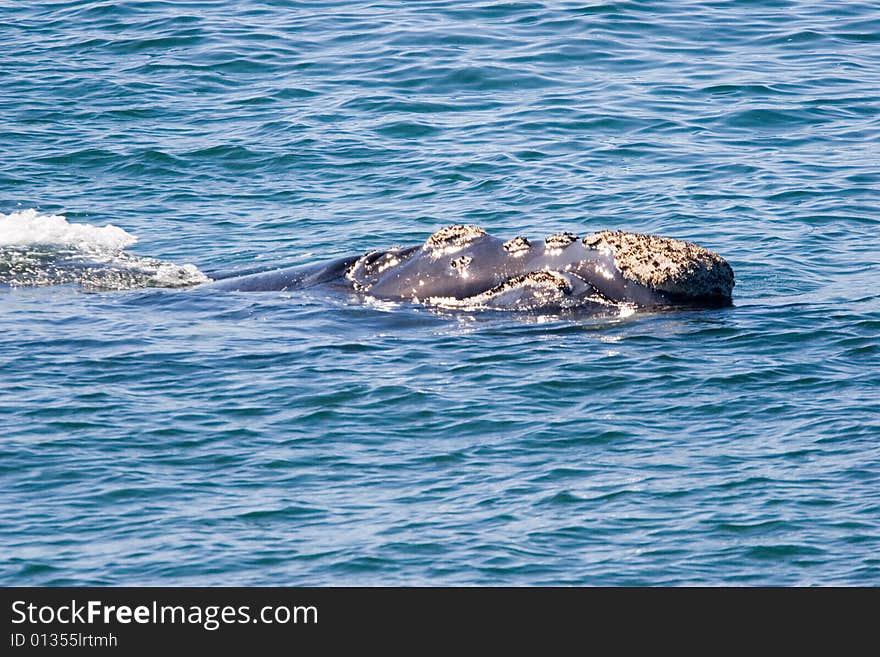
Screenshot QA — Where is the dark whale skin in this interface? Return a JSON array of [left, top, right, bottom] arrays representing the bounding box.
[[204, 225, 734, 311]]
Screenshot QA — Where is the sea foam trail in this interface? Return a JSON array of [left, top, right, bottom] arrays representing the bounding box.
[[0, 209, 137, 250], [0, 209, 210, 290]]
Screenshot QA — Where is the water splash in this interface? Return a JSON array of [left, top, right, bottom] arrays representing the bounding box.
[[0, 209, 209, 290]]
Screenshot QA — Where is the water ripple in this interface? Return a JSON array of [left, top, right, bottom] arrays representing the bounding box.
[[1, 0, 879, 585]]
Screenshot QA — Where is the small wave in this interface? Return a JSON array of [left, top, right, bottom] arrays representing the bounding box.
[[0, 209, 136, 251], [0, 209, 209, 290]]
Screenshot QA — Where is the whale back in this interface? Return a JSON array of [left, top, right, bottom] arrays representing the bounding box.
[[347, 225, 707, 308], [204, 225, 735, 311]]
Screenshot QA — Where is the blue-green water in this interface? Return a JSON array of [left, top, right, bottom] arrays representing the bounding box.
[[2, 0, 879, 585]]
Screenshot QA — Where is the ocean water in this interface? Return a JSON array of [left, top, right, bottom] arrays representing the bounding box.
[[2, 0, 879, 585]]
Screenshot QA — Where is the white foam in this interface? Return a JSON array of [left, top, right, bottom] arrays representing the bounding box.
[[0, 209, 137, 251], [149, 262, 210, 287], [0, 208, 210, 290]]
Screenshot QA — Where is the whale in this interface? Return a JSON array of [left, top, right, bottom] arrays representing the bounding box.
[[203, 225, 735, 312]]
